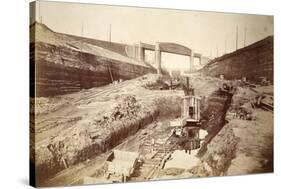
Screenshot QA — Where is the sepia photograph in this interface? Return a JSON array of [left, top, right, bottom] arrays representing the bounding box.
[[29, 1, 274, 187]]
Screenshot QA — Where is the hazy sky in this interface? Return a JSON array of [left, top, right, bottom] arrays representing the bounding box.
[[33, 1, 273, 58]]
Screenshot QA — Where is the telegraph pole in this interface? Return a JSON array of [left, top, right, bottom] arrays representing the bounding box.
[[38, 1, 42, 23], [38, 1, 40, 22], [80, 21, 84, 67], [216, 44, 219, 57], [244, 25, 247, 47], [236, 25, 238, 50], [108, 24, 111, 42], [224, 37, 227, 54], [81, 21, 84, 37]]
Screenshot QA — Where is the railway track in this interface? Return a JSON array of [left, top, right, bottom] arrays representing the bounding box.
[[130, 136, 176, 181], [74, 80, 130, 104]]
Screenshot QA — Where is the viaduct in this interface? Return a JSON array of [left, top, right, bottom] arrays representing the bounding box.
[[126, 42, 204, 74]]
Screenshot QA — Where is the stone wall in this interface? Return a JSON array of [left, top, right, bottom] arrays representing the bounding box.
[[201, 36, 273, 83]]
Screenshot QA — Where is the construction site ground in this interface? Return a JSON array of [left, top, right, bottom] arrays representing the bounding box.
[[33, 74, 273, 186]]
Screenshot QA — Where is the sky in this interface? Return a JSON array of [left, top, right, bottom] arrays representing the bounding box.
[[31, 1, 273, 71]]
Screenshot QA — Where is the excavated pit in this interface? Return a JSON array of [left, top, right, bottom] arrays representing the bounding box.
[[35, 75, 245, 187], [154, 89, 234, 181], [34, 75, 183, 185], [37, 98, 182, 185]]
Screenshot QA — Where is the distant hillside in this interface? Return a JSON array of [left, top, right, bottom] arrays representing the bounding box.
[[200, 36, 273, 82], [30, 22, 156, 97]]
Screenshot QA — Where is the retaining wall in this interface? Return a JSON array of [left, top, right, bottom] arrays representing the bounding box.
[[201, 36, 273, 83], [31, 42, 156, 97]]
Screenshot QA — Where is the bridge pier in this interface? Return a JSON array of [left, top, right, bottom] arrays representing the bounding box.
[[134, 42, 202, 74], [190, 49, 194, 72], [138, 43, 144, 62], [155, 42, 161, 74]]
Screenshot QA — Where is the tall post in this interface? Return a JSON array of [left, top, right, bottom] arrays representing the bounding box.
[[108, 24, 111, 42], [236, 25, 239, 50], [81, 21, 84, 37], [216, 44, 219, 57], [190, 49, 194, 72], [224, 38, 227, 54], [199, 55, 202, 65], [244, 25, 247, 47], [155, 42, 161, 74]]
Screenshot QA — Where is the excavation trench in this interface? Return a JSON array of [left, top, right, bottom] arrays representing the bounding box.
[[36, 94, 182, 185], [36, 82, 235, 185], [198, 90, 234, 156], [156, 89, 234, 180], [190, 89, 237, 177]]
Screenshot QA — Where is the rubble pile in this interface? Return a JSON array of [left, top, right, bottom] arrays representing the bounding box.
[[100, 95, 140, 125]]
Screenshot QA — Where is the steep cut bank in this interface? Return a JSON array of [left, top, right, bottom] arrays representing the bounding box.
[[30, 23, 156, 97], [201, 36, 273, 83], [192, 86, 273, 176], [198, 89, 233, 156]]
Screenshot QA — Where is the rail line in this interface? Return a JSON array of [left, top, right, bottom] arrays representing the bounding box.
[[130, 135, 176, 181], [74, 81, 130, 104]]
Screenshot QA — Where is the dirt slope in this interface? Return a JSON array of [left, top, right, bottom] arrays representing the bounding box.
[[31, 22, 142, 66], [192, 86, 273, 176], [30, 22, 156, 97], [32, 74, 221, 186]]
